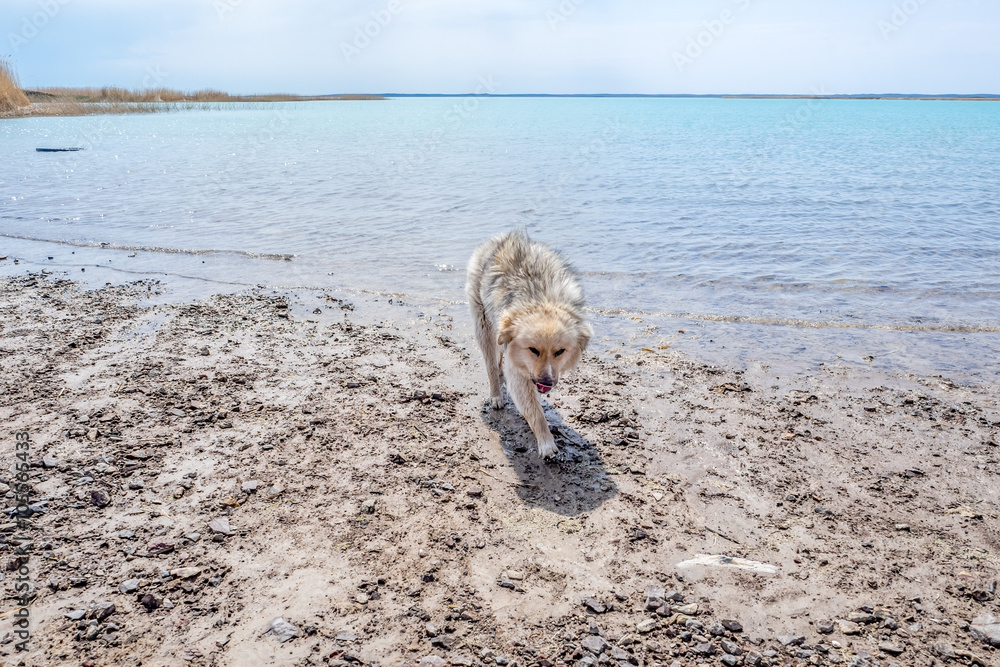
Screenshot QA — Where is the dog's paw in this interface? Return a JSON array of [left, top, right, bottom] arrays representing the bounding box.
[[488, 396, 504, 409], [537, 437, 559, 459]]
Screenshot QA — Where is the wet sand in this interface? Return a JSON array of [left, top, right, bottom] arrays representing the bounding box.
[[0, 273, 998, 667]]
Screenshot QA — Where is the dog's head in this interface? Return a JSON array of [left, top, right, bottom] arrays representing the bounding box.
[[497, 305, 592, 393]]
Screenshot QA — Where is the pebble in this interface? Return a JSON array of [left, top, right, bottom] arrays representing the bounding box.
[[969, 613, 1000, 648], [335, 631, 358, 642], [119, 578, 140, 594], [268, 484, 284, 498], [466, 486, 483, 497], [693, 642, 715, 656], [241, 481, 259, 493], [91, 490, 110, 508], [168, 567, 202, 579], [266, 617, 299, 643], [894, 523, 911, 531], [721, 639, 742, 655], [65, 609, 86, 621], [361, 498, 377, 514], [848, 611, 878, 624], [506, 570, 524, 581], [209, 517, 235, 536], [645, 586, 665, 610], [163, 598, 174, 609], [581, 635, 608, 654], [128, 480, 145, 490], [425, 623, 439, 637], [118, 530, 135, 540], [836, 619, 861, 635], [931, 642, 956, 659], [878, 641, 904, 655], [721, 619, 743, 633], [42, 456, 61, 468], [636, 618, 657, 634], [816, 619, 835, 634], [671, 603, 698, 615], [582, 597, 606, 614], [418, 657, 446, 667], [721, 656, 740, 667]]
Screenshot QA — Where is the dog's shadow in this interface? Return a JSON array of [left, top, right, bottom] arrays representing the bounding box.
[[480, 396, 618, 517]]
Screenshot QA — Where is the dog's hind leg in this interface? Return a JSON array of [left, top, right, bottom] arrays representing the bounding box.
[[507, 368, 558, 459], [472, 305, 504, 409]]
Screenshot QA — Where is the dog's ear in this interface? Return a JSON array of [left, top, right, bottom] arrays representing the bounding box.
[[577, 321, 594, 352], [497, 315, 516, 346]]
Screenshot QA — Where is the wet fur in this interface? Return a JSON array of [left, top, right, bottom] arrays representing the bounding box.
[[466, 231, 593, 458]]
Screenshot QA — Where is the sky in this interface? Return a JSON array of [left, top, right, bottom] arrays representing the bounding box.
[[3, 0, 999, 95]]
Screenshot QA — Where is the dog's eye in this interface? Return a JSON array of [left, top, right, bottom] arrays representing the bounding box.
[[528, 347, 540, 356], [554, 349, 565, 357]]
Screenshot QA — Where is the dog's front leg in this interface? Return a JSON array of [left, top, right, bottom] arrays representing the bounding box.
[[507, 371, 558, 459]]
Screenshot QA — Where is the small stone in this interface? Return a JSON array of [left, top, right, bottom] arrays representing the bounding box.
[[128, 479, 145, 490], [146, 540, 174, 555], [745, 652, 763, 667], [140, 593, 161, 612], [969, 613, 1000, 648], [931, 643, 956, 659], [777, 635, 805, 646], [721, 639, 742, 656], [199, 346, 210, 356], [636, 618, 658, 634], [671, 603, 698, 615], [816, 619, 835, 634], [836, 619, 861, 635], [163, 598, 175, 609], [582, 597, 606, 614], [466, 486, 483, 497], [693, 642, 715, 656], [418, 656, 446, 667], [498, 577, 515, 589], [87, 428, 98, 441], [169, 408, 187, 417], [42, 456, 61, 468], [186, 533, 201, 542], [168, 567, 202, 579], [360, 498, 377, 514], [425, 623, 439, 637], [209, 517, 235, 536], [119, 578, 140, 594], [848, 611, 878, 624], [721, 656, 740, 667], [721, 619, 743, 633], [242, 481, 259, 493], [581, 635, 608, 654], [895, 523, 910, 531], [645, 586, 665, 610], [878, 642, 904, 655], [118, 530, 135, 540], [91, 490, 110, 508], [266, 617, 299, 643], [91, 601, 116, 621], [268, 484, 284, 498], [65, 609, 86, 621], [609, 647, 632, 662], [506, 570, 524, 581]]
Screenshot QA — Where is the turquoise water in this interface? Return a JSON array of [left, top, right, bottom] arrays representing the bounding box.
[[2, 99, 999, 373]]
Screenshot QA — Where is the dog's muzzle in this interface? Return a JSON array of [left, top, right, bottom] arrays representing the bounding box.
[[536, 382, 552, 393]]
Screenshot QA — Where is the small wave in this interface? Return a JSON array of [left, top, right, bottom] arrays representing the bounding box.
[[0, 233, 294, 261], [586, 307, 1000, 333]]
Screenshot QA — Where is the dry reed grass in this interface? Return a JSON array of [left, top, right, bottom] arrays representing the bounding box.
[[0, 59, 31, 113], [1, 82, 386, 118]]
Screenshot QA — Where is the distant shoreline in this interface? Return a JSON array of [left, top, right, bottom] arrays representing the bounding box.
[[375, 93, 1000, 101]]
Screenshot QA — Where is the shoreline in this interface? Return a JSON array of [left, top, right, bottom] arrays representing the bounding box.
[[1, 272, 997, 665]]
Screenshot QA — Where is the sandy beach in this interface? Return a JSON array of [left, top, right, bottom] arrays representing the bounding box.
[[0, 272, 997, 666]]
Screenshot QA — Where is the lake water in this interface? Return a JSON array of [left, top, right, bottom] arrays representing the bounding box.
[[2, 99, 999, 377]]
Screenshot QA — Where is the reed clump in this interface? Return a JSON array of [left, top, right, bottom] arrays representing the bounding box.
[[0, 59, 31, 113]]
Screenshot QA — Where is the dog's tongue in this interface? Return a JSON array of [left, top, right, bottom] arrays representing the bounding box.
[[536, 383, 552, 393]]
